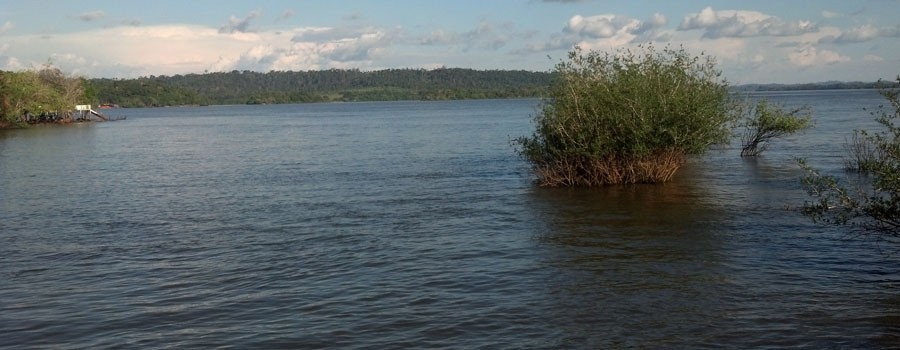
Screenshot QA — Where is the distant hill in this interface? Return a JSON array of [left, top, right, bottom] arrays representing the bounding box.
[[87, 68, 554, 107], [732, 80, 899, 92], [86, 69, 898, 107]]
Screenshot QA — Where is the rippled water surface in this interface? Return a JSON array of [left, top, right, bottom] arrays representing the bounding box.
[[2, 92, 899, 349]]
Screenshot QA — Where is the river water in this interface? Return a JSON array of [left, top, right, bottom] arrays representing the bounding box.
[[1, 91, 898, 349]]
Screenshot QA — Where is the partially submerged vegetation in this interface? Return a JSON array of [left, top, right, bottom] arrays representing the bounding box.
[[739, 100, 812, 157], [515, 45, 737, 186], [801, 78, 900, 237]]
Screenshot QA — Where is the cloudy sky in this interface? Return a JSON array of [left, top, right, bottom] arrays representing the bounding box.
[[0, 0, 897, 83]]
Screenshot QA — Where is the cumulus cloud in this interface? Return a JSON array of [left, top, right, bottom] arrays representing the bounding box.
[[567, 15, 622, 38], [788, 45, 850, 67], [518, 12, 668, 53], [637, 13, 667, 34], [219, 10, 262, 34], [571, 13, 665, 37], [289, 25, 401, 64], [679, 6, 817, 39], [818, 24, 899, 44], [77, 10, 106, 22], [328, 32, 392, 61]]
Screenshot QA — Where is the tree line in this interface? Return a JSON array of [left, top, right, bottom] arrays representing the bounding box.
[[86, 68, 555, 107]]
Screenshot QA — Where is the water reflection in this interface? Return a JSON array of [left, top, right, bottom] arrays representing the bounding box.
[[527, 169, 732, 347], [525, 155, 900, 347]]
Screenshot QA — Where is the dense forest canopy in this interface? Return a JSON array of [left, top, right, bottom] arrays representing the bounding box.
[[87, 68, 555, 107], [87, 68, 897, 108], [2, 65, 897, 112]]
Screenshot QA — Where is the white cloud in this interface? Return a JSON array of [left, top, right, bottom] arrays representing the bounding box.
[[527, 13, 669, 53], [679, 6, 817, 38], [0, 4, 892, 84], [0, 24, 373, 77], [565, 14, 654, 39], [638, 13, 667, 34], [818, 24, 899, 44], [788, 45, 850, 67]]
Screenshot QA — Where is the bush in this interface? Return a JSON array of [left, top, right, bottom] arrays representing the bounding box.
[[800, 77, 900, 236], [516, 45, 736, 186], [739, 100, 811, 157], [844, 130, 884, 172], [0, 63, 86, 126]]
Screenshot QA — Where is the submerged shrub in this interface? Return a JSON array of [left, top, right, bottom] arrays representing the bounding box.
[[801, 77, 900, 236], [739, 100, 812, 157], [516, 45, 736, 186], [844, 129, 884, 172]]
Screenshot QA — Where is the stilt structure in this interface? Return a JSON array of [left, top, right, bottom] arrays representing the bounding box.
[[75, 104, 108, 121]]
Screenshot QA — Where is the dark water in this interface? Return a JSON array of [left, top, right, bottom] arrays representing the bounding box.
[[1, 92, 898, 349]]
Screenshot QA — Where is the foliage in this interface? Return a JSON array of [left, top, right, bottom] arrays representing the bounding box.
[[739, 99, 812, 157], [87, 68, 553, 107], [800, 77, 900, 236], [515, 45, 736, 186], [0, 63, 86, 126], [844, 129, 884, 172]]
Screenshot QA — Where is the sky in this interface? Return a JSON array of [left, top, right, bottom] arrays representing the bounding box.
[[0, 0, 897, 84]]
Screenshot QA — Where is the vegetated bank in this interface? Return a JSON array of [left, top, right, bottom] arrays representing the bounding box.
[[0, 64, 105, 129]]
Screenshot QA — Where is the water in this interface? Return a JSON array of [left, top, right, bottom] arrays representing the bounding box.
[[1, 92, 898, 349]]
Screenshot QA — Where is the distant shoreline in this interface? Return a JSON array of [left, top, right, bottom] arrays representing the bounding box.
[[732, 81, 898, 92], [85, 69, 898, 108]]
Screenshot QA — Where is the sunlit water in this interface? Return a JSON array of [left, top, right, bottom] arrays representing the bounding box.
[[1, 92, 898, 349]]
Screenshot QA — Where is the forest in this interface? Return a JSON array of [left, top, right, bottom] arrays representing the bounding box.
[[4, 65, 895, 116], [87, 68, 555, 107]]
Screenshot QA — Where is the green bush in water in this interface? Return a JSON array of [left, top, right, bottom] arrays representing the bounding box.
[[516, 45, 737, 186]]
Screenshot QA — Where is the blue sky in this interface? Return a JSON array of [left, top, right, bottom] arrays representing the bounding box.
[[0, 0, 897, 83]]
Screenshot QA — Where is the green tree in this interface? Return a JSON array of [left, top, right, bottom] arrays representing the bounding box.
[[801, 77, 900, 236], [0, 70, 45, 125], [0, 64, 87, 126], [515, 45, 737, 186], [740, 99, 812, 157]]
